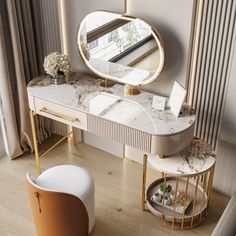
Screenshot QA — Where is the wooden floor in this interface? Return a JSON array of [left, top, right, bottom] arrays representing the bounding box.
[[0, 138, 229, 236]]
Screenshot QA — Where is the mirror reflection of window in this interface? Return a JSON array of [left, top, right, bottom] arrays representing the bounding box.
[[85, 11, 118, 32], [87, 20, 152, 63], [108, 34, 113, 43], [88, 39, 98, 50], [77, 11, 165, 86]]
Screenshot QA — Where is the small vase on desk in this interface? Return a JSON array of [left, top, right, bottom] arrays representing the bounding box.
[[51, 72, 65, 85]]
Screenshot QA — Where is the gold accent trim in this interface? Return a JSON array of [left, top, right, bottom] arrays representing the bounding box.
[[29, 110, 41, 175], [40, 107, 79, 122], [181, 177, 189, 229], [199, 172, 207, 222], [39, 131, 73, 159], [68, 126, 78, 145], [172, 177, 179, 229], [191, 176, 199, 227], [206, 165, 215, 209], [99, 79, 113, 88], [141, 154, 148, 211], [124, 85, 140, 96], [161, 173, 167, 226], [29, 109, 77, 175]]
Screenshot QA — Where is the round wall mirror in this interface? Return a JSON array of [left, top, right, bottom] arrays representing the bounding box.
[[77, 11, 165, 86]]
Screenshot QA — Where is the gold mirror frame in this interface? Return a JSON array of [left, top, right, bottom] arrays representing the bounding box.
[[76, 10, 165, 87]]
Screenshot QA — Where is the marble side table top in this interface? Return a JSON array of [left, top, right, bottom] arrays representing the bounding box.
[[148, 138, 216, 177]]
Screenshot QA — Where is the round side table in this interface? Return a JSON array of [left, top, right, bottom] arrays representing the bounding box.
[[141, 138, 216, 230]]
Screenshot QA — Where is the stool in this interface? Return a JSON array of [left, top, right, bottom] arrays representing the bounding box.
[[36, 165, 95, 233]]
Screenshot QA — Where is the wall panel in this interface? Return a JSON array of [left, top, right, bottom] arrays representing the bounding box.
[[189, 0, 236, 149], [188, 0, 236, 196]]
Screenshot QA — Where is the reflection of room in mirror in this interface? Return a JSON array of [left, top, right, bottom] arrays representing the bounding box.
[[84, 11, 119, 33], [89, 58, 154, 85], [132, 48, 160, 73], [77, 11, 165, 86], [87, 20, 152, 62]]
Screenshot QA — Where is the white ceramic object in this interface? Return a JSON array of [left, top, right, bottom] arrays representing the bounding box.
[[151, 192, 162, 203], [163, 195, 171, 205], [170, 190, 180, 202]]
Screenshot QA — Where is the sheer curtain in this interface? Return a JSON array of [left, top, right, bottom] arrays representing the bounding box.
[[0, 0, 52, 159], [0, 94, 7, 158]]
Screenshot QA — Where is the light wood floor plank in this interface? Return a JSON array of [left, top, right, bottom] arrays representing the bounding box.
[[0, 139, 229, 236]]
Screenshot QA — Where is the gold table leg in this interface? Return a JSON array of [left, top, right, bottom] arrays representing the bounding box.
[[191, 176, 200, 227], [29, 110, 41, 175], [68, 126, 77, 145], [172, 177, 179, 229], [141, 154, 148, 211]]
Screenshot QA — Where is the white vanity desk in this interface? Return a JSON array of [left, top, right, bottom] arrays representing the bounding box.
[[27, 74, 195, 176]]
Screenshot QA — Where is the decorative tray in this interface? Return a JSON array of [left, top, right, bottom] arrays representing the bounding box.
[[146, 177, 207, 223], [150, 189, 192, 215]]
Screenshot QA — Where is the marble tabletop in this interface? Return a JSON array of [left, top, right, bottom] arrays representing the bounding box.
[[27, 74, 195, 136], [148, 138, 216, 177]]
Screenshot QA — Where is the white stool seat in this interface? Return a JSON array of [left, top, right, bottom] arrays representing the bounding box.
[[36, 165, 95, 233]]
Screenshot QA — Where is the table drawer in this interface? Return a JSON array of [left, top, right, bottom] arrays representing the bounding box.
[[34, 97, 87, 130]]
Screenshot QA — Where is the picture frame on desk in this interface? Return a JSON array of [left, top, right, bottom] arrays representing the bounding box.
[[152, 95, 166, 111], [168, 81, 187, 117]]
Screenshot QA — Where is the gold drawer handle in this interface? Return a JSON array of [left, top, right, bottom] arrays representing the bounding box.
[[40, 107, 79, 122]]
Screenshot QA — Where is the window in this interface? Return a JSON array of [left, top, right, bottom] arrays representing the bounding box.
[[88, 39, 98, 50], [108, 33, 113, 43]]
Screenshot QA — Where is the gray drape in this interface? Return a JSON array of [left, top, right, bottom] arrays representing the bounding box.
[[0, 0, 52, 159]]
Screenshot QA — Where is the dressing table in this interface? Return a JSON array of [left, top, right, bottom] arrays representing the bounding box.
[[27, 8, 204, 230], [28, 73, 195, 175]]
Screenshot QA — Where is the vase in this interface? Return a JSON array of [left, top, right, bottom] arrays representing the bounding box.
[[51, 74, 65, 85], [151, 192, 162, 203], [170, 190, 180, 202], [163, 195, 171, 205]]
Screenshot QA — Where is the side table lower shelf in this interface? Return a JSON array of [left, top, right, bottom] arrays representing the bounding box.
[[146, 177, 208, 229], [141, 138, 216, 230]]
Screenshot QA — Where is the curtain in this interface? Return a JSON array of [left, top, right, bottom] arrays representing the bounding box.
[[0, 0, 52, 159], [0, 94, 7, 158]]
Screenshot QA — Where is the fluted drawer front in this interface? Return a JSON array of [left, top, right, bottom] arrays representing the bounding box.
[[88, 115, 152, 153]]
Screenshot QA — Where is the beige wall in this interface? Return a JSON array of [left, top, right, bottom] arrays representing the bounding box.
[[214, 38, 236, 196]]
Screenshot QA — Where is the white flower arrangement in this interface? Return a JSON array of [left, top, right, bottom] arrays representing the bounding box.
[[43, 52, 71, 77]]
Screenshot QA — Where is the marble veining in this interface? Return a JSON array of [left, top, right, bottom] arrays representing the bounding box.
[[148, 139, 216, 176], [27, 74, 195, 136]]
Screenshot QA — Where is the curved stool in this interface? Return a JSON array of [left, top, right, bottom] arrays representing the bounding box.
[[27, 165, 95, 235]]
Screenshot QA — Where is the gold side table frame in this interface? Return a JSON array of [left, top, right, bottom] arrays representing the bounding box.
[[140, 139, 216, 230]]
